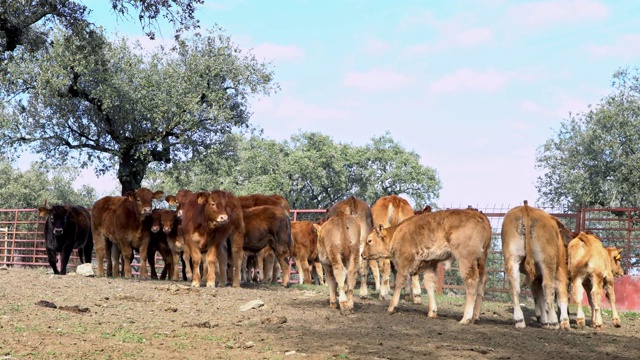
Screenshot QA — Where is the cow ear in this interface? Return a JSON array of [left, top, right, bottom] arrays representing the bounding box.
[[37, 207, 49, 217], [125, 192, 136, 201], [153, 190, 164, 199], [196, 192, 208, 204], [165, 195, 177, 206], [377, 224, 384, 233], [312, 224, 321, 235]]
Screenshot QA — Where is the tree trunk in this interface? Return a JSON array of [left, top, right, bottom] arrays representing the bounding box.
[[118, 155, 148, 195]]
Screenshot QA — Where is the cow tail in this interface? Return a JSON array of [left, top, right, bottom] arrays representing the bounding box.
[[523, 203, 536, 280]]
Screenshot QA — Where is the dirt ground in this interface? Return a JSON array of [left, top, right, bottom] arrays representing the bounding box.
[[0, 267, 639, 360]]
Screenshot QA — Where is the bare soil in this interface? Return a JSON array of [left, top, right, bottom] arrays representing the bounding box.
[[1, 267, 639, 360]]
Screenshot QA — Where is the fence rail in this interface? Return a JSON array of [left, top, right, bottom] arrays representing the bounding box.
[[2, 207, 639, 296]]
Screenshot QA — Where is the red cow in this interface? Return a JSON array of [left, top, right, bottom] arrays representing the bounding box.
[[92, 188, 164, 278]]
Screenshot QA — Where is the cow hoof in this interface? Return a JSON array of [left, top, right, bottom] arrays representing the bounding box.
[[190, 281, 200, 288], [459, 318, 472, 325], [379, 294, 391, 301], [412, 296, 422, 305], [387, 307, 398, 315], [593, 323, 604, 330], [205, 282, 216, 288], [427, 311, 437, 319], [560, 319, 570, 331], [613, 319, 621, 328], [576, 318, 586, 328], [515, 319, 526, 329], [329, 302, 338, 309]]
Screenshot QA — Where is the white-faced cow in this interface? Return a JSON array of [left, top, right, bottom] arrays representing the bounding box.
[[38, 204, 93, 275]]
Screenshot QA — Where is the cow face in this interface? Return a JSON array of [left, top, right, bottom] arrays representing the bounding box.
[[362, 224, 392, 260], [39, 205, 69, 235], [149, 210, 163, 233], [173, 189, 194, 219], [607, 247, 624, 277], [197, 191, 229, 228], [158, 209, 177, 234], [126, 188, 164, 217]]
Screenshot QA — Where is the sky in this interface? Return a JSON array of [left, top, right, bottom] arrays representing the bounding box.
[[18, 0, 640, 208]]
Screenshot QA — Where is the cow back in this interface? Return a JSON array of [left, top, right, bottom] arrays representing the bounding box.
[[317, 213, 361, 264], [238, 193, 291, 213], [291, 221, 319, 261], [371, 195, 414, 228], [327, 196, 373, 244], [242, 205, 292, 253]]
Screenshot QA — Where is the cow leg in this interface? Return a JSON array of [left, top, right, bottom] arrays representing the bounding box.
[[262, 252, 274, 283], [388, 267, 408, 314], [555, 265, 570, 330], [217, 242, 229, 286], [94, 233, 107, 277], [369, 259, 381, 291], [542, 271, 560, 329], [170, 251, 181, 281], [530, 278, 545, 324], [205, 246, 219, 288], [110, 243, 121, 277], [272, 258, 281, 284], [241, 252, 249, 283], [590, 275, 605, 329], [379, 259, 392, 300], [604, 277, 621, 328], [324, 264, 338, 309], [358, 255, 370, 298], [332, 259, 351, 315], [148, 247, 158, 280], [411, 275, 422, 304], [423, 265, 438, 318], [346, 254, 359, 311], [230, 233, 244, 288], [59, 243, 75, 275], [46, 248, 59, 275], [121, 244, 134, 278], [458, 258, 480, 325], [472, 258, 488, 323], [505, 257, 526, 328], [572, 276, 587, 328], [138, 241, 150, 279], [583, 279, 596, 326], [256, 250, 265, 282], [313, 261, 325, 285], [299, 258, 313, 285], [275, 253, 290, 287]]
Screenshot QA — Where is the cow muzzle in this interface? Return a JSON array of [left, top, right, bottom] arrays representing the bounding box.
[[53, 228, 63, 235], [142, 208, 152, 216], [216, 215, 229, 224], [151, 226, 160, 233]]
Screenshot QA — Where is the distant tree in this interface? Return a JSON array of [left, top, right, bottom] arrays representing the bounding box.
[[0, 26, 277, 194], [147, 131, 442, 209], [0, 157, 98, 208], [536, 67, 640, 210], [0, 0, 202, 56]]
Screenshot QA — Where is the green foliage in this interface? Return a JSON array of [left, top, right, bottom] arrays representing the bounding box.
[[0, 0, 202, 55], [0, 156, 97, 208], [536, 67, 640, 210], [147, 131, 442, 209], [0, 26, 277, 193]]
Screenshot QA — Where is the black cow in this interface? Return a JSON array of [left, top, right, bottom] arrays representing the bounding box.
[[37, 205, 93, 275]]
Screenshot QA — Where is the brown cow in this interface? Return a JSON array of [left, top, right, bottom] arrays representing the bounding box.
[[291, 220, 323, 285], [313, 212, 361, 314], [327, 196, 373, 297], [370, 195, 415, 300], [363, 208, 491, 324], [413, 205, 432, 216], [238, 193, 291, 212], [180, 190, 245, 287], [568, 232, 624, 329], [92, 188, 164, 278], [501, 202, 570, 329], [243, 245, 281, 283], [241, 205, 293, 286], [145, 209, 178, 280]]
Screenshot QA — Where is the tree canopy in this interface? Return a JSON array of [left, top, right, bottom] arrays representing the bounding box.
[[0, 156, 98, 208], [0, 0, 202, 56], [0, 26, 277, 194], [146, 131, 442, 209], [536, 67, 640, 210]]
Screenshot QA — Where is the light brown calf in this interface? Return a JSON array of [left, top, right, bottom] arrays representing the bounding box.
[[313, 213, 361, 314], [568, 232, 624, 329], [370, 195, 415, 300], [501, 202, 570, 329], [363, 208, 491, 324]]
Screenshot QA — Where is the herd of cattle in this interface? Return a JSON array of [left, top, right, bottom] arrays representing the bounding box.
[[37, 190, 624, 330]]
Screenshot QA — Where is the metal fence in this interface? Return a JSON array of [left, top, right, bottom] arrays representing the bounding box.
[[2, 207, 639, 295]]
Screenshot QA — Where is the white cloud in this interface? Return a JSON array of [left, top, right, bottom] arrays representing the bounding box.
[[586, 34, 640, 60], [507, 0, 608, 29], [343, 69, 411, 91], [251, 43, 305, 62], [430, 68, 512, 93], [455, 27, 493, 46], [252, 96, 351, 122], [361, 38, 390, 56]]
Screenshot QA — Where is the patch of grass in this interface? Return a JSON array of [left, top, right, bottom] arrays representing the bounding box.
[[7, 303, 23, 313], [204, 334, 230, 343], [100, 328, 145, 343], [289, 283, 321, 291], [172, 341, 187, 350], [12, 325, 28, 333]]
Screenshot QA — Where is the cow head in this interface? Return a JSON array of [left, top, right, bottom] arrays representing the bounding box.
[[197, 191, 229, 228], [607, 247, 624, 277], [126, 188, 164, 217], [149, 209, 162, 233], [158, 209, 177, 234], [362, 224, 392, 260], [38, 205, 69, 236], [173, 189, 194, 219]]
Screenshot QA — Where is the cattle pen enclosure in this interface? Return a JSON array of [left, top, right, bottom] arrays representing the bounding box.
[[1, 205, 640, 310]]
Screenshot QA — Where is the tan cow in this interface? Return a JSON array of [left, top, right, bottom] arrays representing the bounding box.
[[327, 196, 373, 297], [501, 201, 570, 329], [363, 208, 491, 324], [370, 195, 415, 300], [568, 232, 624, 329], [313, 212, 361, 314], [291, 220, 323, 285]]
